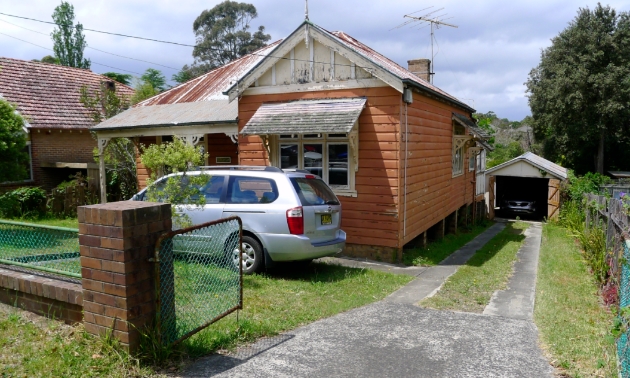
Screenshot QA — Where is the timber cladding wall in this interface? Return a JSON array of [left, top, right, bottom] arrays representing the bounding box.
[[400, 91, 475, 246], [30, 129, 97, 191], [238, 86, 402, 248]]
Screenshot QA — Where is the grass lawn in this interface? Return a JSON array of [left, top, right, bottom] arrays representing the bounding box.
[[0, 304, 153, 378], [0, 217, 79, 229], [534, 223, 616, 377], [421, 221, 529, 312], [402, 221, 493, 266]]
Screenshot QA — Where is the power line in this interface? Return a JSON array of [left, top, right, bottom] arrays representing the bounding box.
[[0, 17, 179, 70], [0, 31, 143, 75]]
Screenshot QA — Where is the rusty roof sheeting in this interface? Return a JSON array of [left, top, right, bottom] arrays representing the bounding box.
[[137, 41, 282, 106], [92, 100, 237, 131], [485, 152, 568, 180], [241, 98, 367, 135], [0, 57, 135, 130]]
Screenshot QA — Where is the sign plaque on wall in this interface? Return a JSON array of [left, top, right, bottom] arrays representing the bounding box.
[[216, 157, 231, 164]]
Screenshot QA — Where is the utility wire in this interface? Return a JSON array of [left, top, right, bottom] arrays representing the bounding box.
[[0, 31, 143, 75], [0, 17, 178, 70]]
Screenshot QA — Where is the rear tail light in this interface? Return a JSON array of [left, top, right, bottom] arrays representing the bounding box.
[[286, 206, 304, 235]]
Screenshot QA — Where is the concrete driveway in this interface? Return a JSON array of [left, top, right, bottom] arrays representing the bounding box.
[[179, 302, 552, 378]]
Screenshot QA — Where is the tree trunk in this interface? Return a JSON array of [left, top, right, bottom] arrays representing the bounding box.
[[597, 129, 605, 174]]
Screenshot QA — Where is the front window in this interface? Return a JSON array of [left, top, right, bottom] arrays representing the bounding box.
[[277, 133, 353, 192]]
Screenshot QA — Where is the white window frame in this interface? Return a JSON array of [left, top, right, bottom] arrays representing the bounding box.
[[274, 133, 357, 196], [452, 124, 467, 178]]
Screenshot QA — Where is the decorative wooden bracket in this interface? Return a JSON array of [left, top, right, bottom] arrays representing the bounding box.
[[259, 135, 272, 165], [348, 129, 359, 172], [97, 137, 110, 155], [179, 134, 204, 146], [453, 135, 471, 154], [225, 133, 239, 144]]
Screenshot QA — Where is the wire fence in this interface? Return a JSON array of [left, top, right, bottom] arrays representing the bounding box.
[[0, 220, 81, 279], [155, 216, 243, 346]]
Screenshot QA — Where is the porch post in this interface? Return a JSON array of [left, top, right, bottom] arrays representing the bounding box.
[[97, 137, 110, 204]]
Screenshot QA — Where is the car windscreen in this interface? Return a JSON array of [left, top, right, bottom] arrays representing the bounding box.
[[290, 178, 340, 206]]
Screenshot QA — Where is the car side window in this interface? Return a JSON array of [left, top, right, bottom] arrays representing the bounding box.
[[200, 176, 225, 204], [226, 176, 279, 204]]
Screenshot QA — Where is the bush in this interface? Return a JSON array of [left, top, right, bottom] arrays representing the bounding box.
[[0, 187, 47, 219], [563, 170, 611, 203]]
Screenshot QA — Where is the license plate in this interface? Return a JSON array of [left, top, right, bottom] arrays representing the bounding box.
[[321, 214, 332, 225]]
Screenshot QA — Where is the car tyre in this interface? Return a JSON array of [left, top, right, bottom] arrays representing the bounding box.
[[232, 235, 263, 275]]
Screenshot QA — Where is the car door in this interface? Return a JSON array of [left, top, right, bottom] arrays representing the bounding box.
[[182, 175, 227, 226]]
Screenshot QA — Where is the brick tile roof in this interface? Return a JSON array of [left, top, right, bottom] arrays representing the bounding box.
[[0, 57, 135, 130]]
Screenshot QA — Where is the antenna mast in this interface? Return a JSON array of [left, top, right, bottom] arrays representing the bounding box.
[[305, 0, 309, 20], [395, 7, 458, 84]]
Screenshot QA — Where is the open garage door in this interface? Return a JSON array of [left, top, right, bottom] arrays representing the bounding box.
[[548, 179, 560, 220]]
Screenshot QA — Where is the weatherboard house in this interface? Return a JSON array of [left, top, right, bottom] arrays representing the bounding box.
[[93, 21, 491, 262]]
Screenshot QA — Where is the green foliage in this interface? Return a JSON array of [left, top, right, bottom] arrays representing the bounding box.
[[0, 187, 47, 218], [190, 1, 271, 73], [39, 55, 60, 64], [79, 84, 131, 123], [576, 224, 609, 285], [51, 1, 90, 69], [486, 141, 524, 168], [131, 81, 159, 105], [526, 4, 630, 173], [101, 72, 132, 86], [0, 99, 29, 182], [140, 137, 208, 227], [564, 170, 612, 202], [140, 68, 167, 92]]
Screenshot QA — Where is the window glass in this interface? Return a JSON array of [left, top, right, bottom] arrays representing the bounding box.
[[200, 176, 225, 203], [303, 144, 323, 177], [280, 144, 299, 169], [291, 178, 339, 206], [279, 134, 297, 139], [226, 176, 279, 204], [303, 133, 322, 139], [23, 145, 32, 181], [328, 144, 348, 187], [469, 154, 475, 171], [328, 133, 347, 138]]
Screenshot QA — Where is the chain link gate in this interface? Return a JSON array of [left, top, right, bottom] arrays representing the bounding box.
[[619, 239, 630, 377], [154, 216, 243, 346]]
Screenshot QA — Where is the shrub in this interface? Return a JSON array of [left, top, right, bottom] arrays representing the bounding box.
[[563, 170, 611, 203], [0, 187, 47, 218]]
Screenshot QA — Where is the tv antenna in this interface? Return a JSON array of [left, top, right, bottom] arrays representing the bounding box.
[[392, 7, 458, 84]]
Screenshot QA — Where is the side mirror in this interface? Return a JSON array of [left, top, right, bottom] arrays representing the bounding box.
[[131, 194, 139, 201]]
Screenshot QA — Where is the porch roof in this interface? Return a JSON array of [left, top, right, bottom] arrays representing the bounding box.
[[452, 112, 493, 151], [240, 98, 367, 135], [93, 100, 237, 134]]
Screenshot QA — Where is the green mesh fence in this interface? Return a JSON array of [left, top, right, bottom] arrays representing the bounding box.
[[619, 240, 630, 377], [0, 220, 81, 279], [156, 216, 242, 346]]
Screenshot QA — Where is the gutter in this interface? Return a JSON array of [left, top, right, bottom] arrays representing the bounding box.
[[92, 119, 238, 132], [402, 78, 475, 114]]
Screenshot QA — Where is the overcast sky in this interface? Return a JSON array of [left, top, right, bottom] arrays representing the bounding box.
[[2, 0, 630, 120]]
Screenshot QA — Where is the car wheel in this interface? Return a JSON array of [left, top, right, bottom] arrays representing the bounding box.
[[231, 235, 263, 275]]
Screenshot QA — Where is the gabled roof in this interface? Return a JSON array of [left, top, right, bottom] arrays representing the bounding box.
[[137, 41, 282, 106], [223, 21, 474, 113], [0, 57, 134, 130], [485, 152, 568, 180]]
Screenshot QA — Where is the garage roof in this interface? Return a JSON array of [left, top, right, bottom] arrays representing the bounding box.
[[240, 98, 367, 135], [485, 152, 568, 180]]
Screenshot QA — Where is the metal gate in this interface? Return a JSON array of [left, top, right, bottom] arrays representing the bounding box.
[[154, 216, 243, 346]]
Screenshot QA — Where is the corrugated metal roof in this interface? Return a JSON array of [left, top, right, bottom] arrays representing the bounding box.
[[92, 100, 237, 131], [241, 98, 367, 135], [486, 152, 568, 180], [0, 57, 134, 129], [137, 41, 282, 106]]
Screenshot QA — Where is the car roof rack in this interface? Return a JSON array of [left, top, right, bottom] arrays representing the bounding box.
[[196, 165, 283, 173], [282, 169, 311, 174]]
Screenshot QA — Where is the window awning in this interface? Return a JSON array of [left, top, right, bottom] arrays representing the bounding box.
[[240, 98, 367, 135]]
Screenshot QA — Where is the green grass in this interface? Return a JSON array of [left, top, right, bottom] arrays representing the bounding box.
[[0, 217, 79, 229], [402, 221, 493, 266], [0, 307, 153, 377], [534, 223, 616, 377], [178, 262, 412, 358], [421, 221, 529, 312]]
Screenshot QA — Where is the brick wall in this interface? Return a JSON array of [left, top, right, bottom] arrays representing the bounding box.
[[30, 128, 97, 190], [0, 267, 83, 324]]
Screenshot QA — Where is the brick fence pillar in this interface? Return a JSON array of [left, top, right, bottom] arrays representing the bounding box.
[[78, 201, 171, 352]]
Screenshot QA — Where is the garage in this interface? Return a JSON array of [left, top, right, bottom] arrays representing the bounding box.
[[485, 152, 567, 221]]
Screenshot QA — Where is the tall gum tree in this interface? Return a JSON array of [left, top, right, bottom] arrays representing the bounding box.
[[526, 4, 630, 174]]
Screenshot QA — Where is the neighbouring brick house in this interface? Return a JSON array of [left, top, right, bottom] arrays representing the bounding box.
[[93, 21, 491, 262], [0, 57, 134, 191]]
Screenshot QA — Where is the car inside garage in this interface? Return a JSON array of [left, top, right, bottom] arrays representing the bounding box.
[[485, 152, 567, 221]]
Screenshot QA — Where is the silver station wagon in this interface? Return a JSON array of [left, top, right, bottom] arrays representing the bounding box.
[[132, 166, 346, 274]]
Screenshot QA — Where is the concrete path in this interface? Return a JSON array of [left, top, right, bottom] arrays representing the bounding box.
[[385, 222, 506, 305], [316, 256, 428, 277], [179, 302, 553, 378], [483, 223, 543, 320]]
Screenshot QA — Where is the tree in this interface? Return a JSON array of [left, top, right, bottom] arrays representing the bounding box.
[[0, 99, 29, 182], [79, 84, 136, 201], [172, 63, 213, 84], [38, 55, 60, 64], [526, 4, 630, 174], [101, 72, 132, 86], [140, 68, 167, 92], [183, 1, 271, 79], [131, 82, 159, 105], [51, 1, 90, 69]]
